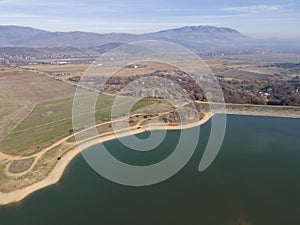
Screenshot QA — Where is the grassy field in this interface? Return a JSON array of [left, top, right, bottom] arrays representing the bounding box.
[[0, 94, 156, 156], [0, 69, 76, 141]]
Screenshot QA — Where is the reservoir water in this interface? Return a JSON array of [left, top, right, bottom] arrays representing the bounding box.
[[1, 115, 300, 225]]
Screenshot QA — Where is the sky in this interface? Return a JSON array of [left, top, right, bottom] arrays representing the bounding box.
[[0, 0, 299, 38]]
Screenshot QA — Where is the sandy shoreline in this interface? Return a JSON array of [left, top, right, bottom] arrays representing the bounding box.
[[0, 112, 213, 206], [0, 109, 300, 206]]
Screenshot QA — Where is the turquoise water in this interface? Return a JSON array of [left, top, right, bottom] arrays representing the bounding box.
[[1, 115, 300, 225]]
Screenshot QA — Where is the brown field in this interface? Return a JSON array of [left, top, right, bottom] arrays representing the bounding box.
[[218, 53, 300, 63], [216, 69, 272, 80], [114, 61, 176, 77], [0, 69, 76, 140], [23, 63, 89, 73], [204, 56, 298, 80], [22, 61, 175, 77], [23, 61, 176, 78]]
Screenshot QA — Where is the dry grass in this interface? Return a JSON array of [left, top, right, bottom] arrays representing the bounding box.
[[22, 64, 89, 73], [0, 69, 76, 141], [0, 145, 70, 193], [217, 69, 271, 80], [113, 61, 176, 77], [8, 158, 35, 174]]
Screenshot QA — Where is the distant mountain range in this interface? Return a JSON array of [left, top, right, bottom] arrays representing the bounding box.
[[0, 25, 247, 50], [0, 25, 299, 52]]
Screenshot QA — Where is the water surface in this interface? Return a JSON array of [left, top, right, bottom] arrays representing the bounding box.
[[1, 115, 300, 225]]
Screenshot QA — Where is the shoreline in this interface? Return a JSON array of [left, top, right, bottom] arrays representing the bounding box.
[[0, 112, 213, 206], [1, 110, 300, 206]]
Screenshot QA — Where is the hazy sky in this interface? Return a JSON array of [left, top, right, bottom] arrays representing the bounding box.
[[0, 0, 299, 38]]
